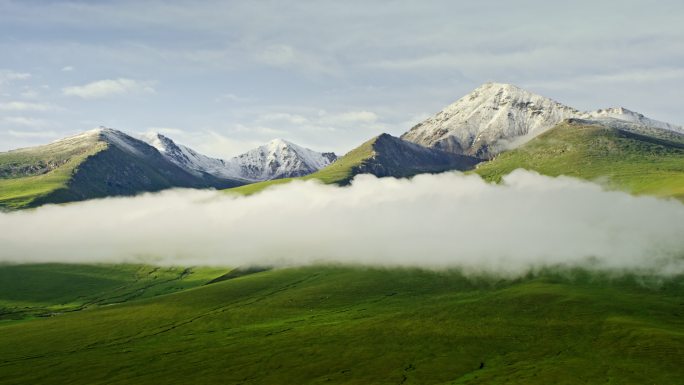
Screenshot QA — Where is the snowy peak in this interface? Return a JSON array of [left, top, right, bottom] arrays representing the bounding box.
[[401, 83, 579, 158], [585, 107, 683, 133], [141, 133, 337, 182], [401, 83, 682, 158], [140, 132, 242, 180], [233, 138, 337, 181], [68, 126, 152, 156]]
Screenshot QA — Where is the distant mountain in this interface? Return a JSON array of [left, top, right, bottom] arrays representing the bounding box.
[[341, 133, 480, 180], [475, 119, 684, 200], [230, 139, 337, 181], [401, 82, 684, 159], [142, 134, 336, 182], [0, 128, 244, 209], [141, 133, 245, 180], [229, 133, 481, 194]]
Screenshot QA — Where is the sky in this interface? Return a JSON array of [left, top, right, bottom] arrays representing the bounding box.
[[0, 0, 682, 157]]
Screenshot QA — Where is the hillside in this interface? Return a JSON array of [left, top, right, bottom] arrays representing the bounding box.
[[0, 265, 682, 384], [475, 120, 684, 200], [0, 128, 244, 209], [228, 133, 481, 195], [0, 264, 229, 320]]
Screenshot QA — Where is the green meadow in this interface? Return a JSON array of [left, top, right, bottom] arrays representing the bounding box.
[[0, 264, 682, 384], [475, 122, 684, 200]]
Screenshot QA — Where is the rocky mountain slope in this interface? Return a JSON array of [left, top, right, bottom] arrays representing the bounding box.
[[401, 82, 683, 159]]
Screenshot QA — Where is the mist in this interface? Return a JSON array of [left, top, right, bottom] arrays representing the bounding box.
[[1, 170, 683, 276]]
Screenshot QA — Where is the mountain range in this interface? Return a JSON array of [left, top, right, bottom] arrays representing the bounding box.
[[401, 82, 683, 159], [1, 82, 683, 208], [0, 128, 336, 208], [142, 133, 336, 182]]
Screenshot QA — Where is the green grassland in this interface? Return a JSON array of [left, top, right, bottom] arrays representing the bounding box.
[[0, 264, 229, 321], [0, 265, 682, 384], [0, 136, 107, 209], [475, 122, 684, 200]]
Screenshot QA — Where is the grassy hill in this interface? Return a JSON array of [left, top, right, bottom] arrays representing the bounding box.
[[475, 120, 684, 200], [0, 264, 229, 321], [229, 133, 480, 195], [0, 130, 243, 210], [0, 132, 107, 209], [0, 265, 682, 384]]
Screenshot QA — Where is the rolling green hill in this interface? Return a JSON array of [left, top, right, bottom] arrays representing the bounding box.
[[0, 264, 229, 321], [0, 265, 682, 384], [0, 129, 244, 209], [229, 133, 481, 195], [475, 120, 684, 200]]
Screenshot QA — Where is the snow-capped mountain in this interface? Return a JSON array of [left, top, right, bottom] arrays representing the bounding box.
[[401, 82, 683, 158], [141, 133, 243, 179], [142, 134, 337, 182], [585, 107, 682, 133], [231, 139, 336, 181]]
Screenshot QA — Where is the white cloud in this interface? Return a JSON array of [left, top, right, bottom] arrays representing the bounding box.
[[215, 93, 254, 103], [19, 90, 40, 99], [62, 78, 155, 99], [259, 112, 310, 125], [1, 171, 683, 276], [1, 116, 48, 128], [0, 70, 32, 92], [0, 101, 58, 112], [0, 70, 31, 83], [6, 129, 58, 138], [61, 66, 75, 72], [253, 44, 339, 75], [321, 110, 378, 125]]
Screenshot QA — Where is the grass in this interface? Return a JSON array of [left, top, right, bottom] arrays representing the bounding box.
[[475, 122, 684, 200], [0, 135, 106, 209], [0, 264, 229, 320], [0, 265, 682, 384]]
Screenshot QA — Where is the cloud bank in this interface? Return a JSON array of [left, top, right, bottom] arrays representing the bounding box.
[[62, 78, 154, 99], [1, 171, 683, 276]]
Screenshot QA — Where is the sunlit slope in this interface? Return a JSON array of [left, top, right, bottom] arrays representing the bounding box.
[[229, 133, 480, 195], [0, 264, 229, 320], [0, 130, 243, 210], [1, 266, 682, 384], [475, 120, 684, 200], [0, 133, 107, 209]]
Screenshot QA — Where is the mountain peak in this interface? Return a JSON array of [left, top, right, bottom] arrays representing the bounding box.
[[267, 138, 293, 146], [236, 139, 337, 180], [401, 83, 578, 158], [401, 83, 683, 158]]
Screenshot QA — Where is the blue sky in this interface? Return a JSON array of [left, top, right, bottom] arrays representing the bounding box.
[[1, 0, 682, 157]]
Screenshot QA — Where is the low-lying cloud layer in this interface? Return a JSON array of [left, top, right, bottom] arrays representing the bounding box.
[[1, 170, 683, 276]]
